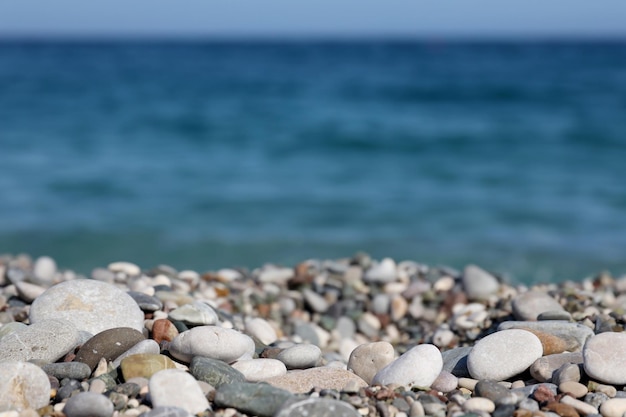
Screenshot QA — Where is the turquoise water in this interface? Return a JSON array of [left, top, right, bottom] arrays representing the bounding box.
[[1, 40, 625, 282]]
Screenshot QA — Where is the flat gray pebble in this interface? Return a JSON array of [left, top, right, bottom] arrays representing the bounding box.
[[63, 392, 114, 417], [42, 362, 92, 380], [0, 318, 80, 363], [190, 356, 245, 388], [214, 381, 293, 417], [139, 406, 193, 417], [275, 397, 360, 417]]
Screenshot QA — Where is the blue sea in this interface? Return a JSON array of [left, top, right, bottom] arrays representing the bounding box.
[[1, 40, 625, 283]]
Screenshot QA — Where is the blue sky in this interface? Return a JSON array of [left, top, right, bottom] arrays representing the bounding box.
[[0, 0, 625, 38]]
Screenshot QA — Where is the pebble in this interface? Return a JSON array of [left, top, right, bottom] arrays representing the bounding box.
[[139, 406, 194, 417], [552, 363, 581, 385], [265, 367, 368, 394], [559, 381, 588, 398], [29, 279, 145, 334], [0, 361, 51, 411], [214, 381, 293, 417], [168, 325, 255, 363], [112, 339, 161, 368], [530, 352, 583, 382], [303, 289, 329, 313], [276, 343, 322, 369], [363, 258, 397, 283], [75, 327, 146, 370], [475, 380, 517, 405], [441, 346, 472, 378], [257, 266, 294, 285], [461, 264, 499, 301], [347, 341, 395, 384], [244, 317, 278, 345], [121, 354, 176, 380], [231, 358, 287, 382], [189, 356, 246, 388], [600, 398, 626, 417], [63, 392, 115, 417], [108, 261, 141, 276], [15, 281, 46, 303], [33, 256, 57, 282], [559, 395, 598, 415], [511, 291, 565, 321], [41, 362, 92, 380], [498, 321, 593, 352], [168, 301, 219, 326], [371, 344, 442, 388], [149, 369, 210, 415], [127, 291, 163, 312], [583, 332, 626, 385], [0, 322, 27, 340], [468, 329, 543, 380], [0, 318, 80, 363], [275, 397, 360, 417], [463, 398, 496, 413], [430, 370, 458, 393], [151, 319, 179, 345]]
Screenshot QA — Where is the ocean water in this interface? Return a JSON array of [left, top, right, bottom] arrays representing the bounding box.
[[1, 40, 625, 283]]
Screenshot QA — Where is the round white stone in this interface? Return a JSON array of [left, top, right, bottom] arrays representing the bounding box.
[[467, 329, 543, 380], [583, 332, 626, 385], [347, 341, 395, 385], [0, 361, 51, 411], [33, 256, 57, 282], [29, 279, 145, 335], [149, 369, 210, 414], [168, 326, 255, 363], [371, 344, 442, 388], [600, 398, 626, 417], [244, 317, 278, 345], [276, 344, 322, 369], [231, 358, 287, 382]]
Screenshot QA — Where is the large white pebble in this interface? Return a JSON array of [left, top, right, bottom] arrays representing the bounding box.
[[583, 332, 626, 385], [29, 279, 144, 335], [168, 326, 255, 363], [467, 329, 542, 380], [149, 369, 210, 414], [0, 361, 51, 411], [231, 358, 287, 382], [600, 398, 626, 417], [372, 344, 442, 388], [245, 318, 278, 345]]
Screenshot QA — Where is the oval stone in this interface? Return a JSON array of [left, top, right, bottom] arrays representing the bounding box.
[[0, 319, 80, 363], [149, 369, 210, 415], [468, 329, 543, 381], [583, 332, 626, 385], [347, 341, 395, 384], [276, 344, 322, 370], [63, 392, 114, 417], [244, 318, 278, 345], [30, 279, 145, 335], [371, 344, 442, 388], [75, 327, 146, 370], [275, 398, 360, 417], [231, 358, 287, 382], [0, 361, 51, 411], [121, 354, 176, 380], [169, 326, 255, 363], [512, 291, 564, 321]]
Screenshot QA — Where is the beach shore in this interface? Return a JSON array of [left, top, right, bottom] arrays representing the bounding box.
[[1, 253, 625, 417]]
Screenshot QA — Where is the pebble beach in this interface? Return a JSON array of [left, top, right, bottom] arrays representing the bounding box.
[[2, 253, 626, 417]]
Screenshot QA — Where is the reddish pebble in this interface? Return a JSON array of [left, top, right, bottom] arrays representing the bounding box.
[[152, 319, 179, 344]]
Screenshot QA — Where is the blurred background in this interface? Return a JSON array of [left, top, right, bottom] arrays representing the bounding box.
[[1, 1, 625, 282]]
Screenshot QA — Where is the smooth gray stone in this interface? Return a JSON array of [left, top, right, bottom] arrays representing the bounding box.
[[303, 289, 329, 313], [275, 397, 360, 417], [511, 291, 565, 321], [0, 322, 27, 341], [537, 311, 572, 321], [0, 361, 51, 411], [461, 264, 499, 301], [497, 321, 593, 351], [529, 352, 583, 382], [475, 380, 517, 405], [442, 346, 472, 378], [139, 406, 193, 417], [127, 291, 163, 312], [214, 382, 293, 417], [552, 363, 581, 385], [168, 301, 218, 326], [293, 321, 320, 346], [42, 362, 92, 380], [0, 319, 80, 363], [63, 392, 114, 417], [190, 356, 245, 388]]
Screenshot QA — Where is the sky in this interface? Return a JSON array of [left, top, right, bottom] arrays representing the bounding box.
[[1, 0, 625, 39]]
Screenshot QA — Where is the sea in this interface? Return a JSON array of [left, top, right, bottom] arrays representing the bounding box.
[[1, 39, 625, 283]]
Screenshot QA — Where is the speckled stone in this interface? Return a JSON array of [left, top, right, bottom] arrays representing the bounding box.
[[214, 381, 293, 417], [149, 369, 211, 415], [75, 327, 146, 370], [168, 326, 255, 363], [347, 341, 395, 384], [265, 367, 368, 394], [583, 332, 626, 385], [63, 392, 115, 417], [0, 361, 51, 411], [0, 319, 80, 363], [275, 397, 360, 417], [190, 356, 246, 388], [41, 362, 92, 380], [29, 279, 145, 335], [468, 329, 543, 380], [121, 354, 176, 380]]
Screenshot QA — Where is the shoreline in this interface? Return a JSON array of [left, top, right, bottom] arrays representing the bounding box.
[[1, 253, 625, 416]]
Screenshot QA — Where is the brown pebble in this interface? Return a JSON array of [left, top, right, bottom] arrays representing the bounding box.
[[151, 319, 179, 344], [533, 384, 557, 403], [524, 328, 569, 355], [543, 402, 580, 417], [513, 409, 533, 417]]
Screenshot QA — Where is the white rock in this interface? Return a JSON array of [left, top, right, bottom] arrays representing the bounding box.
[[0, 319, 80, 363], [245, 317, 278, 345], [169, 326, 255, 363], [364, 258, 397, 283], [467, 329, 543, 380], [15, 281, 46, 303], [600, 398, 626, 417], [168, 301, 219, 326], [461, 265, 499, 301], [231, 358, 287, 382], [276, 344, 322, 369], [149, 369, 210, 414], [0, 361, 51, 411], [347, 341, 395, 384], [463, 398, 495, 413], [33, 256, 57, 283], [257, 266, 293, 284], [29, 279, 145, 335], [512, 291, 565, 321], [107, 261, 141, 276], [372, 344, 442, 388], [583, 332, 626, 385]]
